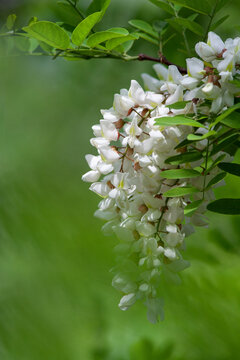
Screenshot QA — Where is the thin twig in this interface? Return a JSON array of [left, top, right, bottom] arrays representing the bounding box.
[[138, 53, 187, 74]]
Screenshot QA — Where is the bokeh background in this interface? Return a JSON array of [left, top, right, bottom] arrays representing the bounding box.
[[0, 1, 240, 359]]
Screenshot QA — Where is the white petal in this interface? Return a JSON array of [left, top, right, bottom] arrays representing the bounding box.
[[129, 80, 146, 104], [153, 63, 168, 80], [85, 154, 100, 170], [82, 170, 100, 183], [141, 73, 162, 92], [208, 31, 225, 54], [186, 57, 204, 79], [100, 120, 118, 141]]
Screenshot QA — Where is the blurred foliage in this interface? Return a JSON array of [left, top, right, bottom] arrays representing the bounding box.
[[0, 1, 240, 360]]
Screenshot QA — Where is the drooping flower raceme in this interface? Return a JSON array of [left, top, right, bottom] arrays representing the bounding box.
[[82, 32, 238, 323]]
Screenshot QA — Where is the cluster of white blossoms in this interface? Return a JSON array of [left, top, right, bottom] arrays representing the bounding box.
[[82, 32, 237, 323]]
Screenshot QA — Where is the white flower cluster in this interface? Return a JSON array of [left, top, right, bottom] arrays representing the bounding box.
[[82, 32, 237, 323]]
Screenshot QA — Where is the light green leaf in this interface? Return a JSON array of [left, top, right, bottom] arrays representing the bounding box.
[[72, 12, 102, 46], [166, 17, 203, 36], [218, 162, 240, 177], [211, 103, 240, 128], [160, 168, 201, 179], [207, 198, 240, 215], [168, 101, 189, 109], [14, 36, 30, 52], [165, 151, 202, 165], [184, 200, 203, 216], [155, 115, 206, 128], [163, 186, 199, 197], [128, 19, 158, 39], [6, 14, 17, 30], [105, 34, 139, 50], [206, 172, 226, 189], [187, 130, 216, 141], [23, 21, 70, 50], [87, 28, 128, 48], [148, 0, 175, 15]]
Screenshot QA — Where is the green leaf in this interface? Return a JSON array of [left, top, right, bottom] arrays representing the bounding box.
[[211, 103, 240, 128], [229, 78, 240, 89], [207, 198, 240, 215], [105, 34, 139, 50], [136, 32, 159, 46], [211, 15, 229, 31], [166, 17, 203, 36], [187, 130, 216, 141], [218, 111, 240, 129], [168, 101, 189, 109], [166, 0, 212, 15], [218, 162, 240, 177], [160, 168, 201, 179], [87, 0, 111, 18], [56, 1, 83, 27], [206, 172, 226, 189], [207, 154, 226, 173], [128, 19, 158, 39], [184, 200, 203, 216], [72, 12, 102, 46], [163, 186, 199, 197], [23, 21, 70, 50], [148, 0, 175, 15], [165, 151, 202, 165], [87, 28, 128, 48], [14, 36, 30, 52], [155, 115, 206, 128], [6, 14, 17, 30], [211, 134, 239, 156]]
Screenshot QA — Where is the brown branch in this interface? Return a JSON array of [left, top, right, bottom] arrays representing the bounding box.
[[138, 52, 187, 74]]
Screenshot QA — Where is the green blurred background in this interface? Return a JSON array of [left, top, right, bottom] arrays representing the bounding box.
[[0, 1, 240, 359]]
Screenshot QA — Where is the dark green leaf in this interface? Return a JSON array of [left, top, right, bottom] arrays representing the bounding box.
[[56, 1, 82, 27], [56, 1, 83, 26], [137, 32, 159, 46], [155, 115, 206, 128], [163, 186, 199, 197], [166, 0, 212, 15], [87, 0, 111, 17], [211, 103, 240, 128], [218, 162, 240, 177], [148, 0, 175, 15], [207, 198, 240, 215], [165, 151, 202, 165], [211, 15, 229, 31], [206, 172, 226, 189], [128, 19, 158, 39], [184, 200, 203, 216], [6, 14, 17, 30], [160, 168, 201, 179], [166, 17, 203, 36], [211, 134, 239, 155], [218, 111, 240, 129], [187, 130, 216, 141], [23, 21, 70, 50], [87, 28, 128, 48], [72, 12, 102, 46]]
